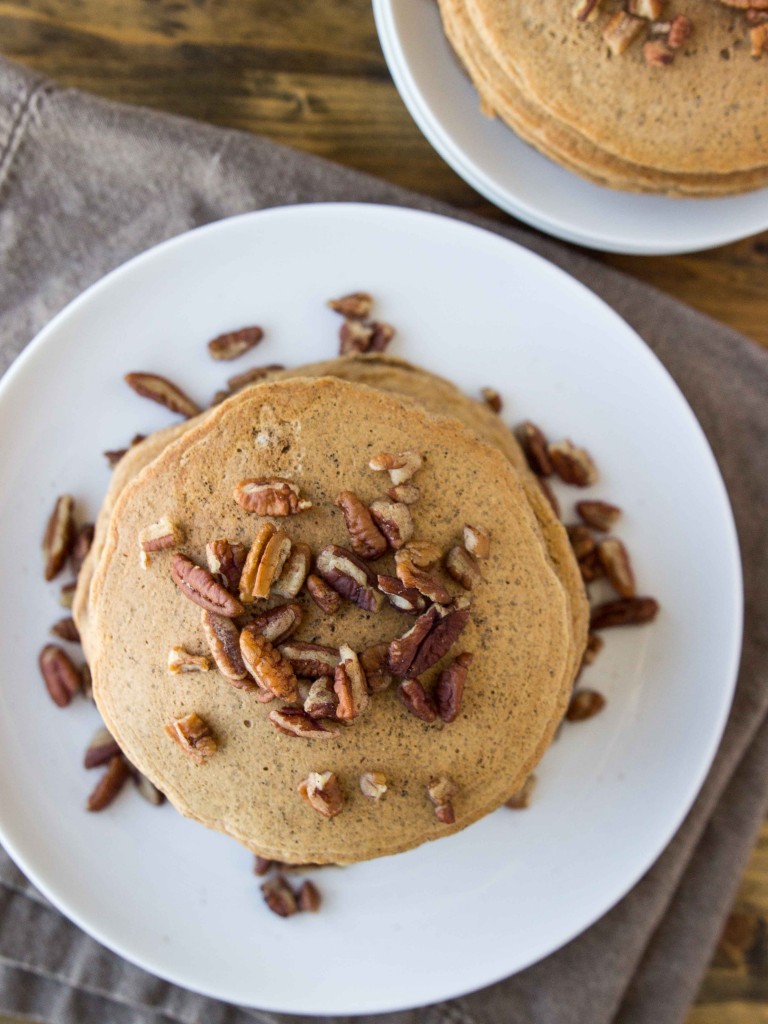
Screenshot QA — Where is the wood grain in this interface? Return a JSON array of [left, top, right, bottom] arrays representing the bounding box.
[[0, 2, 765, 1020]]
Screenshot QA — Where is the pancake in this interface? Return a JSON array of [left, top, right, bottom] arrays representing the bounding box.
[[87, 377, 581, 864]]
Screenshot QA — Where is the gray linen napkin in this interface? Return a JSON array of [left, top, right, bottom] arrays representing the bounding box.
[[1, 55, 766, 1024]]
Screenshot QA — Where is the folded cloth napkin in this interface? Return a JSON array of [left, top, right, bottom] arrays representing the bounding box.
[[1, 54, 767, 1024]]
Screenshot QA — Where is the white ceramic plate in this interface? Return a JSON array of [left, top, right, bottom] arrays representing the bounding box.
[[0, 204, 741, 1014], [372, 0, 768, 255]]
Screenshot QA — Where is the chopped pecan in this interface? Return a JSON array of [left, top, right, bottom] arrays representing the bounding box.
[[272, 542, 312, 598], [209, 389, 231, 407], [171, 553, 244, 616], [445, 546, 482, 590], [505, 774, 537, 810], [201, 612, 253, 687], [566, 524, 596, 561], [240, 631, 298, 700], [71, 522, 95, 574], [124, 372, 200, 418], [360, 643, 394, 692], [398, 679, 437, 723], [368, 450, 423, 485], [227, 364, 285, 391], [86, 755, 131, 812], [602, 11, 644, 55], [751, 21, 768, 57], [597, 538, 636, 598], [336, 491, 388, 560], [387, 483, 420, 504], [278, 641, 340, 678], [369, 500, 414, 550], [297, 880, 322, 912], [566, 689, 606, 721], [234, 478, 312, 516], [394, 549, 452, 604], [667, 13, 692, 47], [304, 677, 338, 719], [360, 771, 388, 800], [134, 772, 165, 806], [139, 516, 182, 568], [206, 538, 248, 594], [389, 600, 471, 678], [297, 770, 344, 818], [306, 573, 342, 614], [426, 775, 458, 824], [207, 325, 264, 361], [104, 433, 146, 467], [516, 421, 553, 477], [576, 500, 621, 532], [591, 596, 659, 629], [42, 495, 75, 581], [578, 548, 605, 583], [369, 322, 396, 353], [627, 0, 663, 16], [80, 663, 93, 701], [377, 574, 425, 614], [582, 632, 605, 668], [402, 539, 442, 568], [463, 524, 490, 560], [548, 440, 598, 487], [167, 645, 211, 674], [84, 726, 122, 769], [253, 530, 292, 598], [434, 651, 473, 723], [59, 581, 77, 609], [269, 706, 335, 738], [644, 40, 674, 65], [315, 544, 382, 611], [334, 644, 369, 721], [164, 712, 217, 764], [480, 387, 502, 413], [328, 291, 373, 319], [571, 0, 601, 20], [254, 856, 275, 876], [261, 875, 298, 917], [339, 319, 374, 355], [51, 617, 81, 643], [248, 601, 303, 645], [239, 522, 276, 601], [39, 644, 81, 707]]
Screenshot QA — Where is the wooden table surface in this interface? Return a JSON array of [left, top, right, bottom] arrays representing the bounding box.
[[1, 2, 767, 1021]]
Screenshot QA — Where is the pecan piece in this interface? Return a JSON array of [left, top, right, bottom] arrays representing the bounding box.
[[278, 641, 340, 678], [360, 643, 393, 692], [164, 712, 217, 764], [239, 522, 276, 602], [582, 632, 605, 668], [234, 478, 312, 516], [50, 617, 80, 643], [398, 679, 437, 723], [248, 601, 303, 644], [591, 597, 659, 629], [124, 372, 200, 418], [254, 530, 293, 599], [207, 325, 264, 361], [104, 433, 146, 467], [254, 856, 275, 876], [167, 646, 211, 674], [369, 322, 396, 353], [387, 483, 420, 504], [751, 22, 768, 57], [80, 663, 93, 701], [548, 440, 598, 487], [369, 450, 423, 485], [667, 13, 692, 47], [427, 775, 458, 825], [304, 677, 338, 719], [389, 599, 471, 678], [480, 387, 502, 414], [435, 651, 473, 723], [42, 495, 75, 581], [84, 726, 122, 769], [402, 539, 442, 568], [339, 318, 374, 355], [135, 772, 165, 806], [597, 538, 636, 598], [315, 544, 382, 611], [463, 524, 490, 560], [71, 522, 95, 574], [240, 631, 298, 700], [360, 771, 388, 800], [336, 491, 388, 560], [369, 500, 414, 551], [328, 291, 373, 319], [516, 421, 553, 477], [86, 755, 131, 812], [394, 549, 452, 605], [572, 0, 601, 21], [445, 546, 482, 590], [272, 542, 312, 598], [139, 516, 182, 568], [171, 553, 244, 616], [334, 644, 369, 721], [306, 573, 342, 614], [201, 611, 253, 687], [227, 364, 285, 391], [377, 574, 425, 614], [59, 581, 77, 609], [644, 40, 674, 65], [261, 875, 298, 918], [602, 11, 644, 54], [566, 689, 607, 722], [567, 524, 596, 561], [505, 774, 537, 810], [578, 548, 605, 584], [627, 0, 663, 16], [269, 706, 335, 738], [297, 770, 344, 818], [298, 880, 322, 912], [576, 500, 621, 532], [39, 644, 81, 707], [206, 538, 248, 594]]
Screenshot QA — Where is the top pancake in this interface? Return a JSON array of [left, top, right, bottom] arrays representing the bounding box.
[[87, 377, 579, 864]]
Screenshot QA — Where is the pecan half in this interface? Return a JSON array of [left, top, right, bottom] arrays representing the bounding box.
[[576, 500, 621, 532], [297, 770, 344, 818], [567, 524, 596, 561], [505, 774, 537, 810], [360, 643, 393, 692], [261, 875, 298, 917], [377, 574, 425, 614], [269, 706, 335, 738], [42, 495, 75, 581], [602, 11, 644, 54], [334, 644, 369, 721], [164, 712, 218, 764], [207, 325, 264, 361], [403, 539, 442, 568], [84, 726, 122, 769], [304, 677, 338, 719], [135, 772, 165, 806], [234, 478, 313, 516], [278, 641, 340, 678], [206, 538, 248, 594], [240, 631, 298, 700], [239, 522, 276, 602], [394, 549, 452, 605], [306, 573, 342, 614], [328, 291, 373, 319], [548, 440, 598, 487], [387, 483, 420, 504], [463, 524, 490, 560], [434, 651, 473, 723], [124, 372, 200, 418], [339, 319, 374, 355], [51, 617, 80, 643], [427, 775, 458, 825], [87, 755, 131, 812], [516, 421, 553, 477], [298, 880, 322, 912], [171, 553, 244, 616], [272, 542, 312, 598], [398, 679, 437, 723], [201, 611, 253, 687], [578, 548, 605, 583], [597, 538, 636, 598], [254, 856, 275, 876], [167, 645, 211, 674], [248, 602, 303, 645], [227, 364, 285, 391], [445, 546, 482, 590], [388, 599, 471, 678], [360, 771, 388, 800], [369, 500, 414, 551], [71, 522, 95, 574], [336, 491, 388, 560], [253, 531, 292, 599], [591, 597, 659, 629], [368, 450, 423, 485], [39, 644, 81, 707], [139, 516, 182, 568], [566, 689, 606, 722], [315, 544, 382, 611], [480, 387, 502, 414]]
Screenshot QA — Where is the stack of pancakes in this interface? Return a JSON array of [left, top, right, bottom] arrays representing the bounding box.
[[437, 0, 768, 196], [75, 357, 588, 865]]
